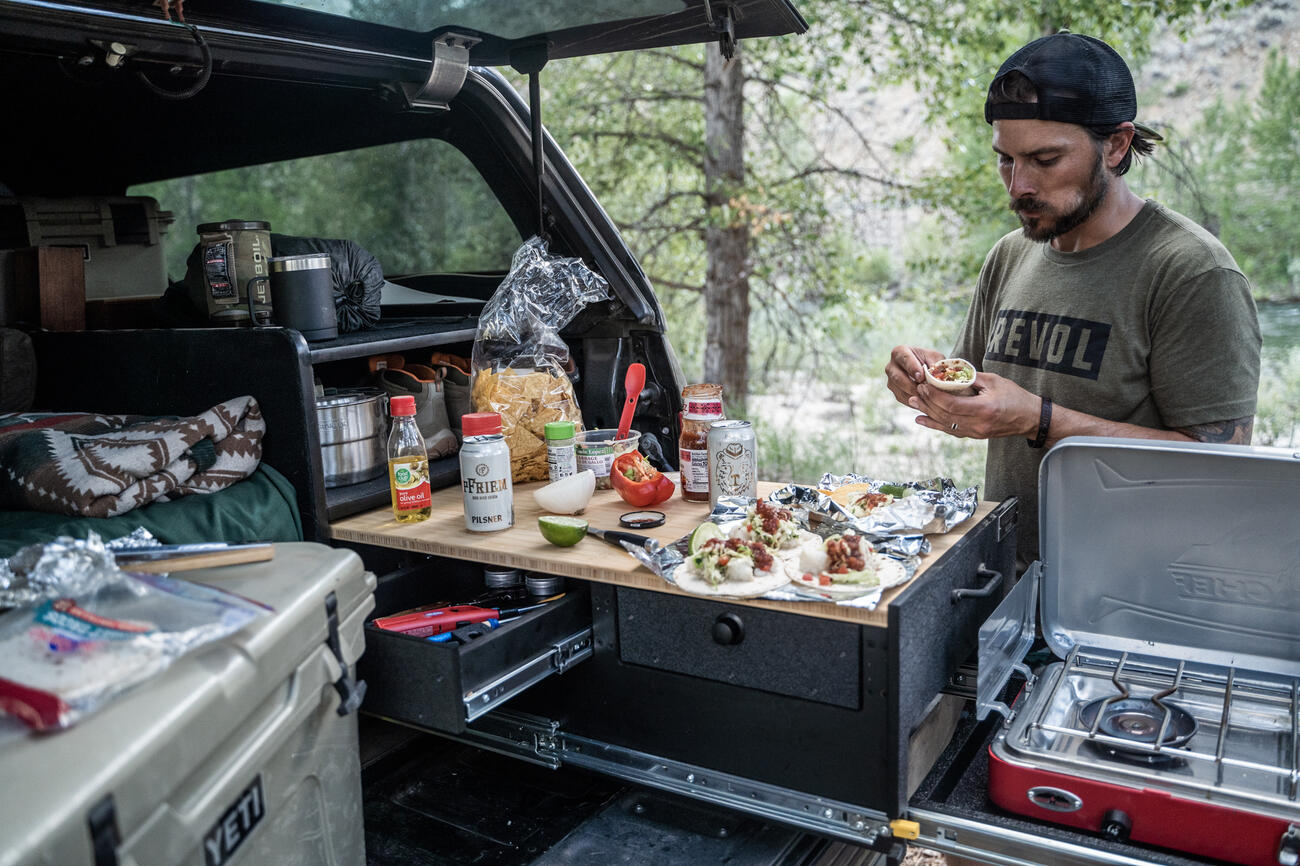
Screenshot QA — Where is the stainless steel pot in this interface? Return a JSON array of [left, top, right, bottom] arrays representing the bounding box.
[[315, 387, 387, 487]]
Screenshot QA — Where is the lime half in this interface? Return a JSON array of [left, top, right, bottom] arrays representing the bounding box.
[[539, 515, 588, 547], [689, 521, 725, 554]]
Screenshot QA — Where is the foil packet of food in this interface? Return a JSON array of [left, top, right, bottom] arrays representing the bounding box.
[[785, 474, 978, 536], [0, 533, 269, 730], [0, 530, 160, 608], [623, 496, 920, 610]]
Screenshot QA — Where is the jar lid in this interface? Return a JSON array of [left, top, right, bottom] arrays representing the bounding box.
[[544, 421, 575, 440], [484, 568, 522, 588], [389, 395, 416, 416], [197, 220, 270, 232], [526, 573, 565, 598], [462, 412, 503, 437]]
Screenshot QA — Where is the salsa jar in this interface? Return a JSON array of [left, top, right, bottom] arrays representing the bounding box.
[[678, 383, 724, 502]]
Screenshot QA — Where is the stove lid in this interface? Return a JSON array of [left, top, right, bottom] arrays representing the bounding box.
[[1039, 437, 1300, 678]]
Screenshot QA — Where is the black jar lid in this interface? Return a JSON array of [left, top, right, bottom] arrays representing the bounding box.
[[197, 219, 271, 232]]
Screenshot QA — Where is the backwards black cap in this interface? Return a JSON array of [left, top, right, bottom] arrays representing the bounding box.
[[985, 33, 1144, 129]]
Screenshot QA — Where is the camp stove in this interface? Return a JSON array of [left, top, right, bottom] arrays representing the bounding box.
[[977, 438, 1300, 866]]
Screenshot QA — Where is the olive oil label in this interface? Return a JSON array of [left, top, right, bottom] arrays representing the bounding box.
[[390, 458, 432, 510]]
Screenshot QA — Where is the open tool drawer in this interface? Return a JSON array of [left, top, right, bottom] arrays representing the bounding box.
[[358, 557, 593, 734]]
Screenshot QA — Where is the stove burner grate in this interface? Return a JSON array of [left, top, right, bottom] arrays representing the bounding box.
[[1078, 694, 1198, 763]]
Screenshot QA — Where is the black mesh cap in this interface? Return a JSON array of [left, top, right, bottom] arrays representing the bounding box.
[[985, 33, 1136, 126]]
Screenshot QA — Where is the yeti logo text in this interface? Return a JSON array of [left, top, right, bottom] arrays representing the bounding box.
[[985, 309, 1110, 380]]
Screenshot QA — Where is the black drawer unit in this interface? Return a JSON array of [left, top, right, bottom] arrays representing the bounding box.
[[359, 556, 594, 735], [514, 498, 1019, 821]]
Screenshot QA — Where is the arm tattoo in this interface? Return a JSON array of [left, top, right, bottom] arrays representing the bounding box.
[[1176, 416, 1254, 445]]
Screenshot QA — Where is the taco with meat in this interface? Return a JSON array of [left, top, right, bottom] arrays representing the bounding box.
[[675, 536, 790, 598], [828, 483, 905, 518], [730, 499, 807, 550], [790, 533, 908, 598], [924, 358, 977, 395]]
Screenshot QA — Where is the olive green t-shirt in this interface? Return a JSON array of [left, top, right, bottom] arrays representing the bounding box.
[[952, 200, 1260, 567]]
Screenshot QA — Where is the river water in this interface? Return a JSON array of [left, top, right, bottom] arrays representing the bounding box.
[[1259, 302, 1300, 355]]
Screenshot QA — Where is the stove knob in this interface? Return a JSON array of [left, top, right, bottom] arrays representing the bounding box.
[[1101, 809, 1132, 843]]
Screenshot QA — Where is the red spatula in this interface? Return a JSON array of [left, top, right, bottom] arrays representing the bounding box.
[[617, 362, 646, 440]]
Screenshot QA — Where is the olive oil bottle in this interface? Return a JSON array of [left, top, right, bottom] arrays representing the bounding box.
[[388, 395, 432, 523]]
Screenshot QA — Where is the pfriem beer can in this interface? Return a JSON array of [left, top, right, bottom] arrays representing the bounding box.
[[707, 419, 757, 507], [459, 413, 513, 532]]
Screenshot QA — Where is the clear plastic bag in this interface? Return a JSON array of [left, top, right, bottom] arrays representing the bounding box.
[[0, 535, 268, 730], [470, 237, 611, 482]]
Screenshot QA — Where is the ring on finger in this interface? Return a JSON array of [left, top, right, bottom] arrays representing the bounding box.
[[950, 422, 959, 431]]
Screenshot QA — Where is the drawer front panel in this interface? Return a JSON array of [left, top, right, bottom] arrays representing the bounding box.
[[616, 588, 861, 709]]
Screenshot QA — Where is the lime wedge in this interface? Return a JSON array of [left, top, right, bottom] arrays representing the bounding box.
[[878, 484, 908, 498], [539, 515, 588, 547], [689, 521, 725, 554]]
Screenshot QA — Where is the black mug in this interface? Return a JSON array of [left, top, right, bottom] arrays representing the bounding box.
[[269, 253, 338, 341]]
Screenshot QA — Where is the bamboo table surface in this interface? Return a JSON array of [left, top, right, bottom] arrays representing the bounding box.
[[330, 476, 995, 627]]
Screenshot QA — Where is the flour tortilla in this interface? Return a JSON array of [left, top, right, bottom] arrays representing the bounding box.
[[790, 555, 909, 599], [924, 358, 977, 393], [674, 557, 791, 598]]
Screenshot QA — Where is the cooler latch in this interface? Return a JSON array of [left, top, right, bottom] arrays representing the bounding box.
[[401, 32, 482, 111], [325, 592, 366, 716], [87, 793, 120, 866]]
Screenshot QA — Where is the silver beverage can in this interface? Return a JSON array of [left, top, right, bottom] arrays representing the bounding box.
[[459, 434, 513, 532], [707, 419, 758, 506]]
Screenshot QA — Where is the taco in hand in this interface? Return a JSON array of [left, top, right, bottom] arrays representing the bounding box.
[[924, 358, 977, 395]]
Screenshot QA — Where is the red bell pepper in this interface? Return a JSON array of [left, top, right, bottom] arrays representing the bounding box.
[[611, 451, 675, 507]]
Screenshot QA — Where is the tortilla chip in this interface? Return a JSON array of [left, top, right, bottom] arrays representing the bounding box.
[[471, 367, 583, 483]]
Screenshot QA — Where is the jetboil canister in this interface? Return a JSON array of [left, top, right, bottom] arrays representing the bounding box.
[[186, 220, 273, 325]]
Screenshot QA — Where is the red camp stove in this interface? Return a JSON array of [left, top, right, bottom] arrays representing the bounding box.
[[977, 438, 1300, 866]]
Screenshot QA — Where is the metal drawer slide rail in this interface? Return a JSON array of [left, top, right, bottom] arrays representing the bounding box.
[[462, 628, 593, 722], [464, 710, 897, 847], [909, 807, 1179, 866]]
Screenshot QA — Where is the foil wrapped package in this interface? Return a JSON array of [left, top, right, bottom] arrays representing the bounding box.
[[808, 473, 978, 536], [0, 532, 160, 608]]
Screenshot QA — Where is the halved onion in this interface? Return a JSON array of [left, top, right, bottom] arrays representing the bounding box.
[[533, 470, 597, 514]]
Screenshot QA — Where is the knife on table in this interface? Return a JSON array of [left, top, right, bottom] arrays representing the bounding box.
[[585, 526, 659, 551], [113, 542, 275, 573]]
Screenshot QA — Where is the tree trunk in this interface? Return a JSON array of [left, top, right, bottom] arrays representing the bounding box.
[[703, 47, 750, 410]]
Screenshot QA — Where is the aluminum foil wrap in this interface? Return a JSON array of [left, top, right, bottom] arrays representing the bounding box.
[[0, 530, 162, 608], [810, 473, 978, 536], [625, 495, 921, 611]]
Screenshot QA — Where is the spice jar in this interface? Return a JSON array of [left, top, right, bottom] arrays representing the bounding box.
[[678, 383, 724, 502], [544, 420, 577, 482]]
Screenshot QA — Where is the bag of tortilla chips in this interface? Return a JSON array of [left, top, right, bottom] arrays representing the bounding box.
[[470, 237, 610, 482]]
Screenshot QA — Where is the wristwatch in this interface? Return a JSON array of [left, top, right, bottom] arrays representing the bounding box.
[[1028, 397, 1053, 449]]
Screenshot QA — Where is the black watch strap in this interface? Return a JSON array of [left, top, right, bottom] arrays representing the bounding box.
[[1028, 397, 1053, 449]]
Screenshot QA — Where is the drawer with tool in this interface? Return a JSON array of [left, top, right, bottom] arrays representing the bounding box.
[[358, 557, 593, 735]]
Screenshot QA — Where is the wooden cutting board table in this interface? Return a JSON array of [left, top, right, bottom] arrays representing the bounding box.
[[330, 476, 996, 627]]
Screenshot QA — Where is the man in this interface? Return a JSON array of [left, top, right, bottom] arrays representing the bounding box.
[[885, 32, 1260, 569]]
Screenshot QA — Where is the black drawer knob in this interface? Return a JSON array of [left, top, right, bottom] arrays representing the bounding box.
[[712, 612, 745, 646]]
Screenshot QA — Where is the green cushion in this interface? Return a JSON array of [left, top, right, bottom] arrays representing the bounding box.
[[0, 464, 303, 558]]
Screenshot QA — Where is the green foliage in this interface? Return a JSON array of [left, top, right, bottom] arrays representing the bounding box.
[[134, 140, 520, 281], [1135, 50, 1300, 299]]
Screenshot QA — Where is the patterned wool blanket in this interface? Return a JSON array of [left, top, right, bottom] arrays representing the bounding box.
[[0, 396, 264, 518]]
